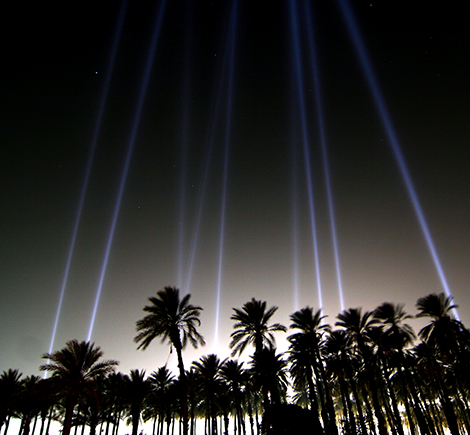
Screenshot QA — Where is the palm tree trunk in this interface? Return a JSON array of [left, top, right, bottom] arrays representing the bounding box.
[[341, 378, 357, 435], [349, 377, 367, 435], [63, 392, 78, 435], [174, 345, 188, 435], [306, 372, 324, 434]]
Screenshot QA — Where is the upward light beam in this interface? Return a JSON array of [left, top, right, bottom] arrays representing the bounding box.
[[289, 0, 324, 310], [303, 1, 345, 311], [87, 0, 169, 341], [214, 0, 238, 350], [47, 0, 128, 361], [336, 0, 458, 318]]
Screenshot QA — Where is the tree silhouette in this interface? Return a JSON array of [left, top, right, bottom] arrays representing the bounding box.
[[40, 340, 118, 435], [336, 308, 386, 435], [289, 307, 337, 435], [0, 369, 23, 434], [230, 298, 286, 357], [135, 286, 205, 435]]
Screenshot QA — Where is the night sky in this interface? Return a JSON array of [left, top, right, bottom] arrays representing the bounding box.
[[1, 0, 469, 378]]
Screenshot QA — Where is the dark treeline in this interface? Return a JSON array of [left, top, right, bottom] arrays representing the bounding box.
[[1, 287, 470, 435]]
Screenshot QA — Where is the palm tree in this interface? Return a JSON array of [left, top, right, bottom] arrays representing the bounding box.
[[416, 293, 464, 363], [249, 346, 288, 435], [16, 375, 43, 435], [134, 286, 205, 435], [324, 329, 366, 435], [288, 334, 324, 434], [147, 366, 175, 435], [0, 369, 23, 434], [230, 298, 286, 357], [336, 308, 387, 435], [40, 340, 118, 435], [124, 370, 151, 435], [220, 359, 247, 435], [289, 307, 337, 435], [416, 293, 464, 435], [373, 302, 421, 435], [192, 354, 226, 435]]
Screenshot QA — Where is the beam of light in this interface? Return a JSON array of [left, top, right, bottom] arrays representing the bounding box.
[[180, 85, 224, 296], [290, 131, 301, 311], [336, 0, 459, 319], [214, 0, 238, 351], [45, 0, 128, 365], [302, 0, 345, 311], [176, 0, 194, 290], [87, 0, 169, 341], [288, 0, 323, 310], [182, 4, 238, 297]]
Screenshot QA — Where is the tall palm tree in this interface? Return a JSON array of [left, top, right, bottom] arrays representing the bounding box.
[[40, 340, 118, 435], [289, 307, 337, 435], [134, 286, 205, 435], [416, 293, 464, 435], [324, 329, 366, 435], [124, 370, 151, 435], [249, 346, 288, 435], [288, 334, 324, 434], [220, 359, 247, 435], [373, 302, 421, 435], [230, 298, 286, 357], [336, 308, 387, 435], [192, 354, 226, 435]]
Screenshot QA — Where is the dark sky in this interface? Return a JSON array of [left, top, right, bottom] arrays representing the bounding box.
[[1, 0, 469, 377]]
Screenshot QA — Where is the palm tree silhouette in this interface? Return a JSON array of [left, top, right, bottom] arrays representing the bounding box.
[[249, 346, 288, 435], [416, 293, 465, 435], [373, 302, 420, 435], [289, 307, 337, 435], [123, 370, 151, 435], [0, 369, 23, 434], [336, 308, 387, 435], [230, 298, 286, 357], [40, 340, 118, 435], [220, 359, 248, 435], [416, 292, 464, 363], [134, 286, 205, 435], [192, 354, 226, 435]]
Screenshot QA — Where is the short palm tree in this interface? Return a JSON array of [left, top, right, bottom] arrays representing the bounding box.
[[124, 370, 151, 435], [40, 340, 118, 435], [134, 286, 205, 435], [0, 369, 23, 433], [230, 298, 286, 357]]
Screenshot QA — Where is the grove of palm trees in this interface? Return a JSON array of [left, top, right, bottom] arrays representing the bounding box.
[[2, 287, 470, 435]]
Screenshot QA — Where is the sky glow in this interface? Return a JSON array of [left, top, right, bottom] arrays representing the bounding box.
[[1, 0, 468, 385]]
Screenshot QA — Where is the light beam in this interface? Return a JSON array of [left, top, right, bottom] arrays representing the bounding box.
[[336, 0, 458, 318], [288, 0, 324, 310], [303, 0, 345, 311], [214, 0, 238, 350], [46, 0, 128, 363], [87, 0, 169, 341]]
